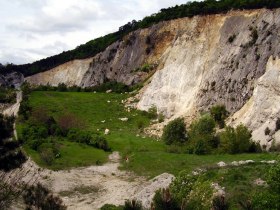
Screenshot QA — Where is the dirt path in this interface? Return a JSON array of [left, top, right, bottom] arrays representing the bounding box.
[[4, 152, 173, 210]]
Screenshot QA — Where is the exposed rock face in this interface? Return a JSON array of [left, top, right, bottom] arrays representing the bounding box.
[[0, 71, 24, 88], [229, 56, 280, 147], [26, 58, 92, 87], [138, 9, 280, 120], [26, 22, 176, 87], [24, 9, 280, 144]]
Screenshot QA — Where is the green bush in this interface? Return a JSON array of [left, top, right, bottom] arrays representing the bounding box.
[[101, 204, 123, 210], [188, 115, 217, 154], [39, 147, 55, 165], [162, 118, 187, 145], [219, 124, 255, 154], [147, 105, 158, 119], [23, 183, 66, 210], [124, 199, 142, 210], [210, 105, 229, 128], [152, 188, 180, 210]]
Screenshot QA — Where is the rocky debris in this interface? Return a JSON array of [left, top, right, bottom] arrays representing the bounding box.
[[134, 173, 175, 209], [104, 128, 110, 135], [217, 162, 227, 167], [212, 183, 226, 197], [119, 117, 129, 122], [261, 160, 277, 164], [254, 178, 267, 186]]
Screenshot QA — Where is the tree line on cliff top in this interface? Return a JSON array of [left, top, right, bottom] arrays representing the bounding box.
[[2, 0, 280, 77]]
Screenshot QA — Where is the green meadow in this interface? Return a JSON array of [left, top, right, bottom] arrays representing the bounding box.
[[18, 91, 278, 177]]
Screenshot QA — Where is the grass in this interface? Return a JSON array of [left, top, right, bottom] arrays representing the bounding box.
[[59, 185, 99, 197], [23, 141, 108, 170], [19, 91, 278, 177], [198, 162, 277, 209]]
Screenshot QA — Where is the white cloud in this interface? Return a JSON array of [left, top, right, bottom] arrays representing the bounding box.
[[0, 0, 193, 64]]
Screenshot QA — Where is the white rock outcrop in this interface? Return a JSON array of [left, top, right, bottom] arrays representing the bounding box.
[[230, 56, 280, 147]]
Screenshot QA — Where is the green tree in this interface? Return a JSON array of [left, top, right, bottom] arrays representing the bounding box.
[[210, 105, 229, 128], [162, 118, 187, 145], [188, 114, 217, 154], [219, 124, 252, 154]]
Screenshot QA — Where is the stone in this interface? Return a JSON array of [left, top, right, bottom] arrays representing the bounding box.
[[104, 129, 110, 135]]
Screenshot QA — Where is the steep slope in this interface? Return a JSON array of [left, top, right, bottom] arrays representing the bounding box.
[[229, 56, 280, 147], [26, 22, 176, 87], [25, 9, 280, 144]]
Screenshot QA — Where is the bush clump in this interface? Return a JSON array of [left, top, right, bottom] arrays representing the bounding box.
[[219, 124, 256, 154], [210, 105, 229, 128], [162, 118, 187, 145]]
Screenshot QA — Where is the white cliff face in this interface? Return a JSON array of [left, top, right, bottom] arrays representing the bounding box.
[[137, 15, 225, 118], [25, 58, 93, 86], [230, 56, 280, 146]]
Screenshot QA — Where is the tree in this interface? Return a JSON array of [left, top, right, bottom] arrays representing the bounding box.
[[219, 124, 253, 154], [210, 105, 229, 128], [188, 114, 217, 154], [162, 118, 187, 145]]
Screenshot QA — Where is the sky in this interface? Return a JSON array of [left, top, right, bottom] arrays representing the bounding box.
[[0, 0, 193, 65]]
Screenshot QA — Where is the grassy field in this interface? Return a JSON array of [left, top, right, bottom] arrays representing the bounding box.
[[18, 91, 278, 177]]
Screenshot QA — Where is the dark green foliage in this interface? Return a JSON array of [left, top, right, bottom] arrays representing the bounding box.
[[188, 115, 217, 155], [162, 118, 187, 145], [212, 196, 229, 210], [19, 102, 110, 165], [34, 82, 130, 93], [101, 204, 123, 210], [124, 199, 142, 210], [57, 83, 67, 92], [67, 129, 111, 151], [219, 124, 256, 154], [23, 183, 66, 210], [3, 0, 280, 77], [147, 106, 158, 119], [0, 87, 16, 104], [170, 171, 198, 206], [0, 114, 26, 171], [210, 105, 229, 128], [152, 188, 180, 210], [251, 162, 280, 209], [267, 161, 280, 193], [0, 114, 14, 140]]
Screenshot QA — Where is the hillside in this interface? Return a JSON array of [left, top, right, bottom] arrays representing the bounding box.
[[24, 8, 280, 148]]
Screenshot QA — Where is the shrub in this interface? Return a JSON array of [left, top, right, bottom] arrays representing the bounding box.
[[189, 114, 215, 137], [147, 105, 158, 119], [90, 134, 111, 151], [23, 183, 66, 210], [101, 204, 123, 210], [152, 188, 180, 210], [162, 118, 187, 145], [57, 113, 84, 134], [219, 124, 253, 154], [188, 115, 217, 154], [210, 105, 229, 128], [124, 199, 142, 210], [170, 170, 198, 205], [39, 147, 55, 165]]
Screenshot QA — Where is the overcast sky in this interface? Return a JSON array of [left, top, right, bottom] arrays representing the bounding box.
[[0, 0, 194, 65]]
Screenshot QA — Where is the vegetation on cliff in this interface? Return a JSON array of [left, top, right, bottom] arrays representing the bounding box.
[[2, 0, 280, 77]]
